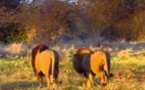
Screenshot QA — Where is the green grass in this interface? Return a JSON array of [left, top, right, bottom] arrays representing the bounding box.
[[0, 55, 145, 90]]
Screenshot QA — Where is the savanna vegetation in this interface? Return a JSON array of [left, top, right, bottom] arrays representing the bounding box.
[[0, 51, 145, 90], [0, 0, 145, 90], [0, 0, 145, 44]]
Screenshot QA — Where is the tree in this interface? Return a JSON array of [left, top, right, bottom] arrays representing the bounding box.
[[0, 0, 21, 9]]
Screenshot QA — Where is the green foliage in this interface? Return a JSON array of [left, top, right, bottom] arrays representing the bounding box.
[[0, 22, 27, 43]]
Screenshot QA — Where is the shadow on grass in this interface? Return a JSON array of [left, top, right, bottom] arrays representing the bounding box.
[[0, 81, 38, 90], [1, 80, 64, 90]]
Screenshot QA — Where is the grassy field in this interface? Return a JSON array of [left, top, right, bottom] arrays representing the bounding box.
[[0, 53, 145, 90]]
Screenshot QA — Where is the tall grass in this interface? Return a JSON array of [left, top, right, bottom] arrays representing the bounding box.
[[0, 41, 145, 89], [0, 53, 145, 90]]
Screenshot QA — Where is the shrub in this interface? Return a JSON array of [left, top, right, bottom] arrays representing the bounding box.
[[0, 22, 28, 43]]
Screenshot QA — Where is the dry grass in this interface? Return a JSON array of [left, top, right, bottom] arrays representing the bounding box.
[[5, 43, 23, 54], [117, 48, 133, 58], [0, 41, 145, 89], [1, 40, 145, 59], [0, 53, 145, 90]]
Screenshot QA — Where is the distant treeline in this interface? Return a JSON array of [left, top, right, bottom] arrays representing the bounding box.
[[0, 0, 145, 44]]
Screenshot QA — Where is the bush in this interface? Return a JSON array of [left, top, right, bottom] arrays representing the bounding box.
[[0, 22, 28, 43]]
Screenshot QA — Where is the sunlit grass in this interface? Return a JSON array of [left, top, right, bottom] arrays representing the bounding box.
[[0, 54, 145, 90], [110, 55, 145, 90]]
